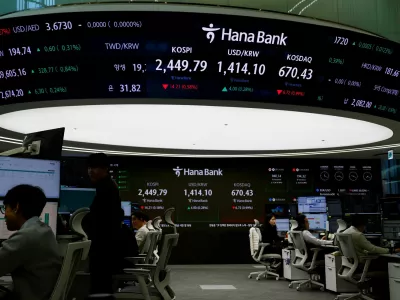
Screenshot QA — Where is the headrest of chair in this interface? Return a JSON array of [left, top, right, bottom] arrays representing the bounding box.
[[164, 207, 177, 233], [146, 220, 155, 231], [152, 216, 162, 231], [289, 220, 298, 231], [253, 219, 260, 227], [69, 207, 90, 240], [337, 219, 347, 233]]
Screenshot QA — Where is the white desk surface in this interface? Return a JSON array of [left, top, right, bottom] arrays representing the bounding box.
[[381, 254, 400, 259]]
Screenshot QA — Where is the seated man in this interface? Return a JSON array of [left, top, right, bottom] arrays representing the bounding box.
[[343, 214, 400, 299], [343, 214, 400, 258], [0, 185, 62, 300], [131, 212, 150, 252]]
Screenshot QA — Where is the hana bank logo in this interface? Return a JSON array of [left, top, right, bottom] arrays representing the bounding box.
[[201, 23, 288, 46], [173, 166, 183, 177], [202, 23, 220, 43]]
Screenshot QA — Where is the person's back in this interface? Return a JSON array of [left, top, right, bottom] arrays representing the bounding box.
[[343, 226, 390, 259], [7, 217, 61, 300], [86, 153, 122, 294]]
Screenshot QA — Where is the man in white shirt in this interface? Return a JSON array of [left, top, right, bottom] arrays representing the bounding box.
[[343, 214, 400, 259], [132, 212, 150, 252]]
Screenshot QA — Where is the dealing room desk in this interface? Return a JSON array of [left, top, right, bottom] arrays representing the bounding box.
[[380, 253, 400, 299]]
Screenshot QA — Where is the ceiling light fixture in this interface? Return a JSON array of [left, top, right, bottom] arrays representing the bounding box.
[[0, 105, 393, 152]]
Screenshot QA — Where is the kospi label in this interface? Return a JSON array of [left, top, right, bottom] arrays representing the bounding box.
[[173, 166, 223, 177], [202, 23, 288, 45]]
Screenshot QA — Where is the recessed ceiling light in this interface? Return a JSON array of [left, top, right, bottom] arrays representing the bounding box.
[[0, 105, 393, 151]]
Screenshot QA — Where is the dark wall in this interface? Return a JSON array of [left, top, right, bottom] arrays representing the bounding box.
[[61, 157, 382, 264]]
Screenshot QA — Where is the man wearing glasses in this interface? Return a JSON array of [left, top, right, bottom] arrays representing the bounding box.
[[0, 184, 61, 300]]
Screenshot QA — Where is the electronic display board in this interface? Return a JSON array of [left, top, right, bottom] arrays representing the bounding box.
[[0, 12, 399, 120], [58, 157, 381, 229]]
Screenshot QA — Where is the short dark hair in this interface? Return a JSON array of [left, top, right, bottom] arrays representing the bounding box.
[[87, 153, 109, 169], [4, 185, 47, 219], [132, 211, 149, 222], [351, 214, 366, 227], [295, 214, 307, 231]]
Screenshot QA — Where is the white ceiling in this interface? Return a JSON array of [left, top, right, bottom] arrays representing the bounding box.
[[0, 105, 393, 152]]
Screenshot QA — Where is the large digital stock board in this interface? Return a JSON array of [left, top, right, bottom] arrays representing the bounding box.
[[98, 158, 381, 229], [0, 12, 399, 119]]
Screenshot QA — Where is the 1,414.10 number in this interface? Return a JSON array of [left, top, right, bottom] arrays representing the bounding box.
[[217, 61, 266, 75]]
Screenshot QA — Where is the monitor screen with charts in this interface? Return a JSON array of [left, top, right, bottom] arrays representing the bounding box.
[[0, 157, 60, 199], [121, 201, 131, 217], [0, 201, 58, 239], [276, 218, 290, 232], [298, 197, 327, 213], [305, 213, 328, 231]]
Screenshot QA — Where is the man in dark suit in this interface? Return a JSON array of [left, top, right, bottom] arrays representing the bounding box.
[[85, 153, 121, 294], [0, 184, 61, 300]]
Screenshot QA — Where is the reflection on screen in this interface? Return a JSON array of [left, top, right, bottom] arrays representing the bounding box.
[[305, 213, 327, 230], [121, 201, 131, 217], [0, 157, 60, 199], [266, 204, 288, 218], [0, 201, 58, 239], [298, 196, 326, 213], [276, 218, 289, 232]]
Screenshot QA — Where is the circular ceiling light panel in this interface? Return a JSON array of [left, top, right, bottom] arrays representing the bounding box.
[[0, 105, 393, 151]]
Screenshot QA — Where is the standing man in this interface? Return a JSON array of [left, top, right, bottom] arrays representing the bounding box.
[[86, 153, 121, 294]]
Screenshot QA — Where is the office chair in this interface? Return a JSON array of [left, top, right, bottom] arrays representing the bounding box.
[[287, 220, 299, 246], [152, 217, 162, 232], [288, 231, 325, 291], [337, 220, 347, 233], [248, 219, 281, 281], [50, 240, 92, 300], [115, 209, 179, 300], [163, 208, 177, 233], [146, 220, 155, 232], [334, 233, 384, 300], [69, 207, 90, 240], [151, 216, 162, 262]]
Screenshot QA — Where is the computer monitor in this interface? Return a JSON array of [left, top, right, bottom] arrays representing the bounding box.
[[22, 128, 65, 160], [298, 196, 326, 213], [265, 204, 289, 218], [305, 213, 328, 231], [0, 157, 60, 199], [383, 220, 400, 241], [59, 187, 95, 213], [344, 213, 382, 234], [123, 218, 131, 228], [121, 201, 131, 217], [382, 199, 400, 220], [327, 199, 343, 217], [288, 204, 298, 218], [276, 218, 290, 232], [328, 217, 340, 233], [0, 201, 58, 239]]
